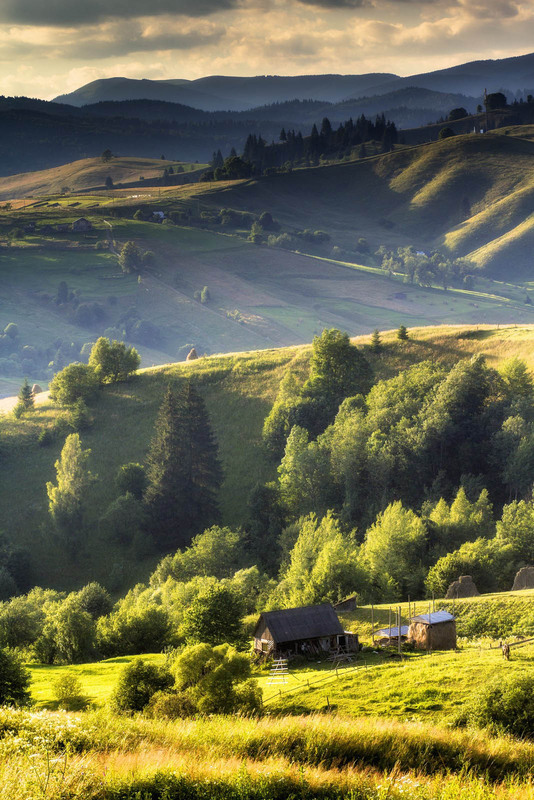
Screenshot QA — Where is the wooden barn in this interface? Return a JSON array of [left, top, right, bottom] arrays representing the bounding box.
[[72, 217, 93, 232], [408, 610, 456, 651], [253, 603, 358, 658]]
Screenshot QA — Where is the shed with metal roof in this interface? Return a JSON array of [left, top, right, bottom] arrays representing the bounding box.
[[253, 603, 357, 657], [408, 610, 456, 651]]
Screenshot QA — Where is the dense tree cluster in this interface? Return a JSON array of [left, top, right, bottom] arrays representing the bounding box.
[[376, 245, 474, 289], [243, 114, 398, 174]]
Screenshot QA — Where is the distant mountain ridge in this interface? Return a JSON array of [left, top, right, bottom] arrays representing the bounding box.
[[53, 53, 534, 110], [53, 73, 401, 110]]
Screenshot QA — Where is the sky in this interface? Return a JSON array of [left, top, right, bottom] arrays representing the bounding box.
[[1, 0, 533, 99]]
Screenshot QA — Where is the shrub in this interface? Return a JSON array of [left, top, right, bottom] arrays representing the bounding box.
[[116, 462, 146, 499], [145, 689, 197, 719], [173, 643, 261, 715], [49, 363, 99, 406], [0, 647, 31, 706], [53, 674, 88, 710], [112, 659, 174, 712], [466, 674, 534, 737]]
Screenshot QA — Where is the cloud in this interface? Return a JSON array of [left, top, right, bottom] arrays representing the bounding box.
[[295, 0, 368, 7], [0, 0, 242, 26]]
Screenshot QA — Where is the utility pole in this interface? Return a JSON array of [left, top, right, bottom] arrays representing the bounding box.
[[484, 88, 489, 134]]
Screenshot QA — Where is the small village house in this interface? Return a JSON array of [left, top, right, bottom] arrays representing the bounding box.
[[72, 217, 93, 232], [253, 603, 358, 657], [408, 610, 456, 650]]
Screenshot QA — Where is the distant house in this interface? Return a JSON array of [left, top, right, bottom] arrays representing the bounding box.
[[253, 603, 357, 657], [72, 218, 92, 232], [408, 610, 456, 651], [152, 211, 165, 220]]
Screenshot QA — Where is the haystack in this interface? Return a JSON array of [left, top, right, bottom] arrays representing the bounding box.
[[31, 384, 43, 395], [512, 566, 534, 591], [408, 611, 456, 651], [445, 575, 479, 599], [186, 348, 198, 361]]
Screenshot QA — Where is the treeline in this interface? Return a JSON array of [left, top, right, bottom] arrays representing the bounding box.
[[203, 114, 398, 180]]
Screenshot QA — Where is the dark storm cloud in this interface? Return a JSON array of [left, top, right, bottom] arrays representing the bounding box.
[[295, 0, 368, 6], [295, 0, 438, 6], [60, 24, 225, 59], [0, 0, 240, 26]]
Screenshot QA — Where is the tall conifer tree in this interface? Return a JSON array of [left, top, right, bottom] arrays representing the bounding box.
[[144, 383, 222, 550]]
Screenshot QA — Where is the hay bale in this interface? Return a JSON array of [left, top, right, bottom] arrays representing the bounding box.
[[31, 384, 43, 395], [186, 348, 198, 361], [445, 575, 480, 599], [512, 566, 534, 591], [408, 619, 456, 651]]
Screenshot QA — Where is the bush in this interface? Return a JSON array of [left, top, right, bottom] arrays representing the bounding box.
[[53, 674, 88, 710], [145, 689, 197, 719], [116, 462, 146, 499], [112, 659, 174, 712], [466, 674, 534, 737], [49, 363, 99, 406], [173, 643, 261, 715], [0, 647, 31, 706]]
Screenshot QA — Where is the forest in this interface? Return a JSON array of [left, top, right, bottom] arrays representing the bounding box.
[[2, 328, 534, 669]]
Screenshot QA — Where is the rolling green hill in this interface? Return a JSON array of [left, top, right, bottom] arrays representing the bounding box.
[[190, 131, 534, 277], [3, 323, 534, 593], [2, 132, 534, 396], [0, 157, 206, 200]]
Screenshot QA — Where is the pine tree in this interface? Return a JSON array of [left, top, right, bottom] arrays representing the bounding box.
[[144, 383, 222, 551], [370, 329, 382, 353], [397, 324, 409, 341], [17, 379, 34, 413]]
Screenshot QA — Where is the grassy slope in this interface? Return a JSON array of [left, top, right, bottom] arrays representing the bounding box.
[[0, 157, 205, 199], [181, 132, 534, 276], [3, 324, 534, 592], [4, 205, 534, 397], [1, 130, 534, 398]]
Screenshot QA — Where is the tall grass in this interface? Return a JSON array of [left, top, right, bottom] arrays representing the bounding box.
[[2, 707, 534, 799]]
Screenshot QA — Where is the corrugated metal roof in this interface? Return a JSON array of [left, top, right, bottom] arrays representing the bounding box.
[[376, 626, 409, 637], [411, 611, 455, 625], [256, 604, 344, 643]]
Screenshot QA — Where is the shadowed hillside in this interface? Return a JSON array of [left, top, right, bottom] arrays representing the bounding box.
[[192, 132, 534, 276]]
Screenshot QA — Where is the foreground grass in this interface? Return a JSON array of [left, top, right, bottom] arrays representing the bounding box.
[[3, 706, 534, 799]]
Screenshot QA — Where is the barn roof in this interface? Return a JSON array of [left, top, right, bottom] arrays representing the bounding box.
[[411, 611, 455, 625], [255, 604, 344, 643], [376, 626, 409, 638]]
